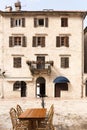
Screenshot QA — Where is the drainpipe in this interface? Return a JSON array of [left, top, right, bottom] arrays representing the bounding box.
[[0, 70, 5, 98], [81, 18, 85, 98], [1, 15, 5, 99], [1, 74, 4, 98]]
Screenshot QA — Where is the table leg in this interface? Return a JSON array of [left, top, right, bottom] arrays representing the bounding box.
[[28, 120, 38, 130]]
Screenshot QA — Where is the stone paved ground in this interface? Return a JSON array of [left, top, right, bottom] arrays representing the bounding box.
[[0, 97, 87, 130]]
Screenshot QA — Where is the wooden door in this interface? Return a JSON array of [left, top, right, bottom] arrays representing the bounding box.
[[55, 84, 60, 97]]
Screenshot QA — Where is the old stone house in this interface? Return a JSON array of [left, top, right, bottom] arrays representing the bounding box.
[[0, 1, 86, 99]]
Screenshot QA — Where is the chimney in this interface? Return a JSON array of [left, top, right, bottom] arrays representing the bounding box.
[[15, 0, 21, 11], [5, 6, 12, 12]]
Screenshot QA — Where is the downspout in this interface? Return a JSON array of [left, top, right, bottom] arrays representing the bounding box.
[[0, 15, 5, 99], [81, 14, 86, 98]]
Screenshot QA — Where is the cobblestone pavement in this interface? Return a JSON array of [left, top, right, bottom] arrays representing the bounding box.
[[0, 97, 87, 130]]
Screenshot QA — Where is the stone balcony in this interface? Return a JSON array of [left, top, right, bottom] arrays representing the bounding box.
[[26, 60, 53, 75]]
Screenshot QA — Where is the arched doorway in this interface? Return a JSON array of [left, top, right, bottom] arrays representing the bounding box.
[[13, 81, 27, 97], [36, 77, 46, 97], [53, 76, 69, 97]]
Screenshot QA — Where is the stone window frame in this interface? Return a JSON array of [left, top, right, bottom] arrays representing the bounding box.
[[56, 35, 69, 47], [13, 57, 22, 68], [60, 56, 69, 68], [9, 34, 27, 47], [34, 17, 48, 27], [32, 36, 45, 47], [11, 18, 25, 27], [61, 17, 68, 27]]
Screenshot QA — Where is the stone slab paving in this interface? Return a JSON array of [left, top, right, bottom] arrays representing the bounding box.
[[0, 98, 87, 130]]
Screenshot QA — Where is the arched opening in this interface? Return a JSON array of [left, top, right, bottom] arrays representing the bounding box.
[[13, 81, 27, 97], [53, 76, 69, 97], [36, 77, 46, 97]]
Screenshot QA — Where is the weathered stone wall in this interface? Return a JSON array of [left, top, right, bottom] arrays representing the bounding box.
[[0, 12, 85, 99]]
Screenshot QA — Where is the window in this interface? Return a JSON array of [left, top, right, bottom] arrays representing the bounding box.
[[56, 36, 69, 47], [9, 36, 27, 47], [14, 37, 21, 46], [38, 19, 44, 26], [13, 57, 21, 68], [61, 57, 69, 68], [11, 18, 25, 27], [37, 56, 45, 69], [32, 36, 45, 47], [34, 18, 48, 27], [61, 18, 68, 27], [13, 81, 21, 91]]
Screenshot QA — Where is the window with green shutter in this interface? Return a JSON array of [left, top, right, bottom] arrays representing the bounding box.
[[13, 57, 21, 68], [61, 57, 69, 68], [22, 36, 27, 47], [10, 18, 25, 27], [9, 36, 27, 47], [61, 18, 68, 27], [34, 17, 48, 27], [32, 36, 45, 47], [56, 36, 69, 47]]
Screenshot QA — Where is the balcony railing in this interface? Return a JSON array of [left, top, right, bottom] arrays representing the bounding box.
[[26, 60, 53, 75]]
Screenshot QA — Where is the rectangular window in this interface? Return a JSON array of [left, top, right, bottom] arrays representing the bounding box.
[[13, 57, 21, 68], [56, 36, 69, 47], [32, 36, 45, 47], [38, 19, 44, 26], [61, 18, 68, 27], [14, 37, 21, 46], [34, 18, 48, 27], [9, 36, 27, 47], [61, 57, 69, 68], [37, 56, 45, 69], [11, 18, 25, 27]]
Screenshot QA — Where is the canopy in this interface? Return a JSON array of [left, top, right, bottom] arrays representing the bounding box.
[[53, 76, 69, 83]]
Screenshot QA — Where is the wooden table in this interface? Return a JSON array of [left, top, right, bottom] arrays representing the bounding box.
[[19, 108, 47, 130]]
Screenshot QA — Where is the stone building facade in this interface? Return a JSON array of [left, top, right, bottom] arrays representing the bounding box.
[[0, 1, 86, 99]]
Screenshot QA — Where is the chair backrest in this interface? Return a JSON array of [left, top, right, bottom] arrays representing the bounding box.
[[9, 107, 18, 129], [16, 104, 23, 116], [47, 104, 54, 117], [47, 104, 54, 125]]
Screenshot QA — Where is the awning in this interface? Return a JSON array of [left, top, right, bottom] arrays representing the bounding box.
[[53, 76, 70, 83]]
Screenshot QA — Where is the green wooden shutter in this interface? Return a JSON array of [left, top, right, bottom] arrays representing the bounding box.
[[22, 18, 25, 27], [65, 36, 69, 47], [41, 37, 45, 47], [65, 58, 69, 68], [11, 18, 14, 27], [9, 36, 13, 47], [32, 36, 36, 47], [22, 36, 27, 47], [34, 18, 37, 27], [56, 36, 60, 47], [61, 57, 65, 68], [45, 18, 48, 27]]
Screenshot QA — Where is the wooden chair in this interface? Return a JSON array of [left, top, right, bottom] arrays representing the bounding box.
[[16, 104, 23, 116], [36, 112, 55, 130], [16, 104, 29, 125], [9, 107, 28, 130], [37, 104, 55, 130], [47, 104, 54, 118]]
